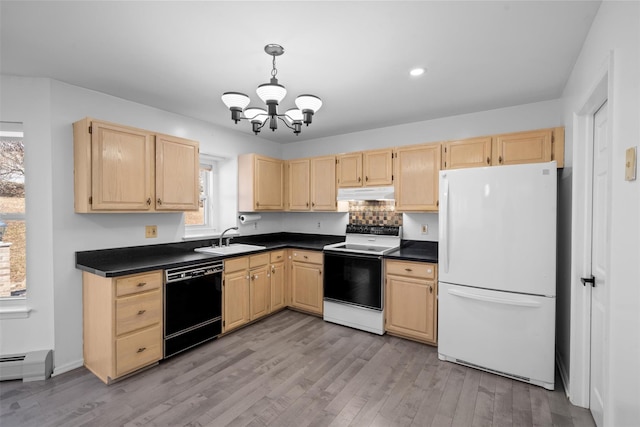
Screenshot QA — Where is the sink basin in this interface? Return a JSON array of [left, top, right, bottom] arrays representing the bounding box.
[[194, 243, 267, 256]]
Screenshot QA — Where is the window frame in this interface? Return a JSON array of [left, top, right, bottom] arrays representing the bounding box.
[[184, 154, 220, 238]]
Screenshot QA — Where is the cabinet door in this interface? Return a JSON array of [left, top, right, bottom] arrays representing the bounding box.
[[311, 155, 336, 211], [364, 149, 393, 186], [291, 262, 323, 315], [255, 156, 284, 210], [395, 144, 440, 211], [155, 134, 199, 211], [270, 261, 286, 312], [442, 137, 492, 169], [91, 122, 154, 210], [250, 266, 270, 320], [287, 159, 310, 210], [337, 153, 363, 187], [223, 270, 250, 332], [493, 129, 552, 166], [385, 274, 436, 344]]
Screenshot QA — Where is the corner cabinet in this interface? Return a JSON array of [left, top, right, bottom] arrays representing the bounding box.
[[394, 143, 441, 211], [73, 118, 199, 213], [82, 270, 164, 384], [385, 260, 438, 345], [238, 154, 284, 211]]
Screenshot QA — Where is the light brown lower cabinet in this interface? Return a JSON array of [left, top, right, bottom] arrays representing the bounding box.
[[289, 249, 324, 315], [385, 260, 438, 345], [270, 250, 287, 312], [83, 270, 163, 384]]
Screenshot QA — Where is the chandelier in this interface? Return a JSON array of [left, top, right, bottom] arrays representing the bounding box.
[[221, 44, 322, 136]]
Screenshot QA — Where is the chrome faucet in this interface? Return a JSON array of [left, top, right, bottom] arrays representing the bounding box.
[[218, 226, 238, 247]]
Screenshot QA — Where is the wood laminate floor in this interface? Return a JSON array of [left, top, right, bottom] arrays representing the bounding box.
[[1, 310, 595, 427]]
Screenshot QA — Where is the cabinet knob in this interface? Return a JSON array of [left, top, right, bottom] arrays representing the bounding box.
[[311, 202, 315, 207], [365, 176, 368, 182], [499, 156, 503, 164], [157, 198, 162, 205], [137, 282, 147, 287], [272, 267, 276, 274], [306, 202, 309, 207], [487, 157, 490, 165], [146, 198, 151, 206], [319, 270, 322, 275], [137, 309, 146, 315], [358, 177, 361, 182], [429, 285, 433, 294], [137, 347, 146, 353]]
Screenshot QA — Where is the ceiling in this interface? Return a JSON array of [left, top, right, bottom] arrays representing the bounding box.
[[0, 1, 601, 143]]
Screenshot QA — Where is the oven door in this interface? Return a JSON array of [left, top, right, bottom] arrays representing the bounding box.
[[323, 251, 383, 310]]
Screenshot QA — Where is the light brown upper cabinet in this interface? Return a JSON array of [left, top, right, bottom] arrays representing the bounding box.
[[287, 158, 311, 210], [310, 155, 336, 211], [442, 127, 565, 170], [395, 143, 441, 212], [493, 127, 564, 167], [442, 137, 492, 170], [336, 149, 393, 188], [238, 154, 284, 211], [286, 155, 336, 211], [73, 118, 199, 213]]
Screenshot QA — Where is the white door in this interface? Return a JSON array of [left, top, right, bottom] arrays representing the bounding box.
[[589, 101, 609, 427]]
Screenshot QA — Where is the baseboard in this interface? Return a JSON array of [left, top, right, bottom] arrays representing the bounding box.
[[52, 358, 84, 377], [556, 350, 570, 398]]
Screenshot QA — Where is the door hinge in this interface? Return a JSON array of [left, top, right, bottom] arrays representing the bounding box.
[[335, 158, 338, 164], [392, 174, 394, 181], [88, 125, 92, 134], [444, 161, 447, 167], [223, 320, 225, 327], [444, 147, 447, 153]]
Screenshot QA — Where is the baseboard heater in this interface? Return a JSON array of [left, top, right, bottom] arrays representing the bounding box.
[[0, 350, 53, 382]]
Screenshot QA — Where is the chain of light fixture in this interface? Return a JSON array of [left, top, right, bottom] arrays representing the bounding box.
[[221, 44, 322, 136]]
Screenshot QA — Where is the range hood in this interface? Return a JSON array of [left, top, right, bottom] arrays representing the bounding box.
[[336, 186, 396, 201]]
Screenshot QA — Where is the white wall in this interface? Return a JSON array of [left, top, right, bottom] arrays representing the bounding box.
[[561, 2, 639, 425]]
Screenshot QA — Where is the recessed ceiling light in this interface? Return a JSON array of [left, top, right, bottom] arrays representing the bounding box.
[[410, 67, 426, 77]]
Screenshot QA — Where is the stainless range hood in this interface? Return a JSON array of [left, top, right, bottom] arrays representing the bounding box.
[[336, 186, 395, 201]]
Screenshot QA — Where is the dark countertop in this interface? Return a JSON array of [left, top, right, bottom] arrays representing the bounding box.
[[385, 240, 439, 263], [76, 234, 438, 278], [76, 233, 344, 277]]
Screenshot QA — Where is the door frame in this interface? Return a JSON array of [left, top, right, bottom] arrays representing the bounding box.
[[569, 52, 613, 412]]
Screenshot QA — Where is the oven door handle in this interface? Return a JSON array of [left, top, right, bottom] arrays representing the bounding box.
[[323, 251, 382, 261]]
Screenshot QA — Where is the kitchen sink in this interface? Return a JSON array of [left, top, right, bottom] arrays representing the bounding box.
[[194, 243, 267, 256]]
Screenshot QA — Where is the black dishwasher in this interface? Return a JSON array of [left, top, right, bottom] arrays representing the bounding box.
[[164, 261, 223, 358]]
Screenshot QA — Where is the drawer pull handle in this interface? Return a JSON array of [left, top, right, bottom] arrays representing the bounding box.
[[429, 285, 433, 294], [137, 347, 146, 353], [405, 268, 413, 272], [304, 255, 308, 259], [137, 282, 147, 287], [137, 309, 146, 315]]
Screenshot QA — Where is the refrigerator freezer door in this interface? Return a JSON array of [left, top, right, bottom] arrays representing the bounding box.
[[439, 162, 557, 296], [438, 282, 555, 390]]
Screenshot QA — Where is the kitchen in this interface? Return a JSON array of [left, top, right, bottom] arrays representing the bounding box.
[[0, 1, 639, 426]]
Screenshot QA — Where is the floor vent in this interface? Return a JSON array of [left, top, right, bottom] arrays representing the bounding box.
[[0, 350, 53, 382]]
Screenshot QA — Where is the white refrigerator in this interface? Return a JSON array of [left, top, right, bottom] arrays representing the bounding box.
[[438, 161, 557, 390]]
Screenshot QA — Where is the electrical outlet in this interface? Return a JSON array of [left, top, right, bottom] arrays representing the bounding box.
[[421, 224, 428, 234], [145, 225, 157, 238]]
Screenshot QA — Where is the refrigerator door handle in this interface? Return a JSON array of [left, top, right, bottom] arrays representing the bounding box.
[[441, 176, 449, 273], [447, 288, 542, 308]]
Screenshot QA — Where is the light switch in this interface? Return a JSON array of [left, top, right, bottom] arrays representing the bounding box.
[[625, 147, 637, 181]]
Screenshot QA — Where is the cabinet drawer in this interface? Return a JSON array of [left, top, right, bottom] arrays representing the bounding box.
[[249, 253, 269, 268], [116, 271, 162, 297], [225, 256, 249, 273], [115, 289, 162, 336], [270, 250, 286, 263], [115, 325, 162, 377], [291, 250, 323, 265], [386, 260, 436, 279]]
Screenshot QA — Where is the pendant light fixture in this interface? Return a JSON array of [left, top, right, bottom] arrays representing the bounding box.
[[221, 44, 322, 136]]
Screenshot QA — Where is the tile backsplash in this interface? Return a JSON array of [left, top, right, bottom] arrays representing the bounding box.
[[348, 200, 402, 226]]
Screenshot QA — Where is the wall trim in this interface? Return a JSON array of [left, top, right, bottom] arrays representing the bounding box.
[[51, 358, 84, 377]]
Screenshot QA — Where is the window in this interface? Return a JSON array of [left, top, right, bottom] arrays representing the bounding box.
[[184, 155, 219, 237], [0, 123, 26, 298]]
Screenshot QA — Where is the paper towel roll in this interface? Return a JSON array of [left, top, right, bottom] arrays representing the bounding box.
[[239, 214, 262, 224]]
